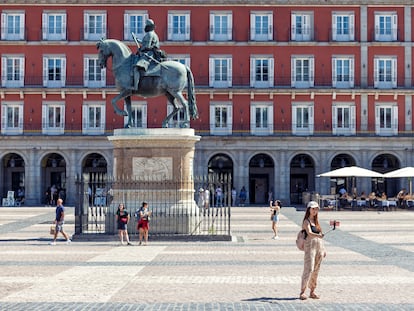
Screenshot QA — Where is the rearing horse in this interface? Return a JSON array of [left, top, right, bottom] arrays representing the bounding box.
[[96, 38, 198, 128]]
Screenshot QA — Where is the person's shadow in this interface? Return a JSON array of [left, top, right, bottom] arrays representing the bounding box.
[[242, 297, 299, 303]]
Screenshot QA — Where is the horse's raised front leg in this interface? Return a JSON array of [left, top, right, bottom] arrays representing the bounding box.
[[124, 96, 133, 128], [111, 89, 132, 116], [162, 93, 180, 128]]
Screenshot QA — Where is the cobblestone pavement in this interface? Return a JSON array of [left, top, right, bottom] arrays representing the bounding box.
[[0, 206, 413, 310]]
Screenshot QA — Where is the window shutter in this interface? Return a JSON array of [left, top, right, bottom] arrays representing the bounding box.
[[268, 58, 274, 87], [291, 14, 296, 40], [84, 13, 88, 40], [1, 13, 6, 39], [209, 105, 215, 130], [101, 66, 106, 88], [349, 58, 354, 87], [374, 15, 380, 37], [62, 14, 67, 40], [185, 14, 190, 40], [392, 58, 397, 88], [228, 105, 233, 134], [250, 57, 255, 87], [1, 57, 5, 86], [332, 106, 337, 135], [375, 106, 380, 135], [250, 13, 255, 40], [332, 58, 337, 87], [227, 14, 232, 40], [309, 105, 314, 135], [102, 14, 107, 38], [392, 106, 398, 135], [349, 14, 355, 41], [60, 105, 65, 130], [228, 58, 232, 87], [292, 106, 297, 134], [42, 104, 47, 130], [350, 105, 356, 135], [1, 105, 6, 133], [309, 58, 315, 87], [374, 59, 379, 87], [250, 105, 255, 133], [392, 14, 397, 40], [124, 13, 129, 40], [83, 58, 88, 86], [332, 14, 337, 41], [291, 58, 296, 87], [42, 13, 47, 40], [82, 104, 88, 132], [43, 57, 48, 86], [268, 105, 274, 135], [61, 58, 66, 87], [209, 58, 214, 87], [19, 57, 24, 87], [268, 14, 273, 40]]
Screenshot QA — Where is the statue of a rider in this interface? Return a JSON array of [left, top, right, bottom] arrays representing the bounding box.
[[131, 19, 165, 91]]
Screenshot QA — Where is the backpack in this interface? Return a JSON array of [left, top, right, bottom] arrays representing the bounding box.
[[134, 208, 142, 220], [296, 229, 306, 251]]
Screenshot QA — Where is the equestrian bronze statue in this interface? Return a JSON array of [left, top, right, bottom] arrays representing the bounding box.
[[96, 38, 198, 128]]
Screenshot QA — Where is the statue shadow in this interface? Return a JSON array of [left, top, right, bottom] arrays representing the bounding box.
[[242, 296, 299, 303]]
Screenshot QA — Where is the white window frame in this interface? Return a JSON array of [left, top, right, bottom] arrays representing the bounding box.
[[374, 57, 397, 89], [1, 12, 25, 40], [42, 102, 65, 135], [209, 11, 232, 41], [42, 11, 67, 41], [210, 102, 232, 135], [250, 102, 273, 136], [43, 55, 66, 88], [291, 56, 314, 88], [84, 55, 106, 88], [332, 56, 354, 88], [332, 12, 354, 41], [375, 103, 398, 136], [82, 102, 106, 135], [250, 11, 273, 41], [209, 56, 232, 88], [168, 11, 190, 41], [332, 103, 356, 136], [292, 102, 314, 136], [123, 11, 148, 41], [250, 56, 274, 88], [375, 12, 397, 42], [291, 12, 312, 41], [167, 54, 191, 67], [1, 55, 24, 88], [84, 11, 107, 41], [1, 101, 23, 135], [124, 101, 147, 128]]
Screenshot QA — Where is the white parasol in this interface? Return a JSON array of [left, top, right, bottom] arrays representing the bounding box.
[[383, 167, 414, 195], [317, 166, 384, 178]]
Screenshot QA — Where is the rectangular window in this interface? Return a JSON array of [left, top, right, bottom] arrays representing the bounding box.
[[209, 102, 232, 135], [84, 12, 107, 40], [332, 56, 354, 88], [42, 12, 66, 40], [84, 56, 106, 87], [209, 56, 232, 87], [42, 102, 65, 135], [168, 12, 190, 41], [291, 13, 312, 41], [332, 104, 356, 135], [82, 102, 106, 134], [124, 11, 148, 40], [250, 103, 273, 135], [332, 13, 354, 41], [292, 103, 314, 135], [375, 104, 398, 136], [210, 12, 232, 41], [1, 12, 25, 40], [375, 13, 397, 41], [250, 12, 273, 41], [1, 102, 23, 135], [1, 56, 24, 87], [126, 102, 147, 128], [374, 57, 397, 88], [291, 56, 314, 88], [43, 56, 66, 87], [250, 56, 274, 88]]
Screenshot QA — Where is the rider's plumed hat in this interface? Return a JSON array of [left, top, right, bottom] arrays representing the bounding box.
[[146, 19, 155, 27]]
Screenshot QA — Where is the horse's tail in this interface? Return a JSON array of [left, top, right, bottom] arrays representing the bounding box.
[[186, 66, 198, 120]]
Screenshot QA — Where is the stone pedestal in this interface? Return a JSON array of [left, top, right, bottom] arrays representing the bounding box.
[[107, 128, 201, 234]]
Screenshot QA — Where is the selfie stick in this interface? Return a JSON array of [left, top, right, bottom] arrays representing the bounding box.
[[324, 220, 340, 235]]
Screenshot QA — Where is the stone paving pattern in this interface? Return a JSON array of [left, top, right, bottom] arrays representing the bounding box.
[[0, 206, 413, 310]]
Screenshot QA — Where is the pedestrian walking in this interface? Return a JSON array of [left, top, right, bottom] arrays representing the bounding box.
[[270, 200, 281, 239], [116, 203, 132, 245], [300, 200, 326, 300], [49, 198, 71, 245], [137, 201, 152, 245]]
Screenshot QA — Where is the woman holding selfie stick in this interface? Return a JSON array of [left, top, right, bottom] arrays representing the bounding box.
[[300, 201, 326, 300]]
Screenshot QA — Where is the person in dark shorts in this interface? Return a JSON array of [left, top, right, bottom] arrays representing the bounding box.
[[50, 198, 71, 245], [116, 203, 132, 245], [137, 201, 152, 245]]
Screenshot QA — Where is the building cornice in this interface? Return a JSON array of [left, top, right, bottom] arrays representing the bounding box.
[[0, 1, 410, 6]]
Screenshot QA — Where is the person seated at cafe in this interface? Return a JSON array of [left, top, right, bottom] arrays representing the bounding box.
[[339, 191, 350, 209], [396, 188, 406, 209], [368, 192, 378, 209], [379, 192, 389, 211], [360, 191, 367, 200]]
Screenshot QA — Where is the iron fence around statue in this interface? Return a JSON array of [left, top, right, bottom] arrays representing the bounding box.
[[74, 174, 231, 240]]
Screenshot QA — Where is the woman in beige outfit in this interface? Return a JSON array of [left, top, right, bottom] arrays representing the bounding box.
[[300, 201, 326, 300]]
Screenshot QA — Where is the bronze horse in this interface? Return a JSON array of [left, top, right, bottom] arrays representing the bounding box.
[[96, 38, 198, 128]]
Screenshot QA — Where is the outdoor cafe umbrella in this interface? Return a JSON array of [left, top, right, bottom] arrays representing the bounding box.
[[317, 166, 384, 195], [383, 167, 414, 195]]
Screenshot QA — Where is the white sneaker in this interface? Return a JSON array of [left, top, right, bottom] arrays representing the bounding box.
[[49, 241, 56, 245], [275, 235, 280, 239], [66, 239, 71, 244]]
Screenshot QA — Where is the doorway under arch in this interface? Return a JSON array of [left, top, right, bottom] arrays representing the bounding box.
[[2, 153, 25, 204], [41, 153, 66, 205], [249, 153, 274, 205], [290, 154, 315, 205]]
